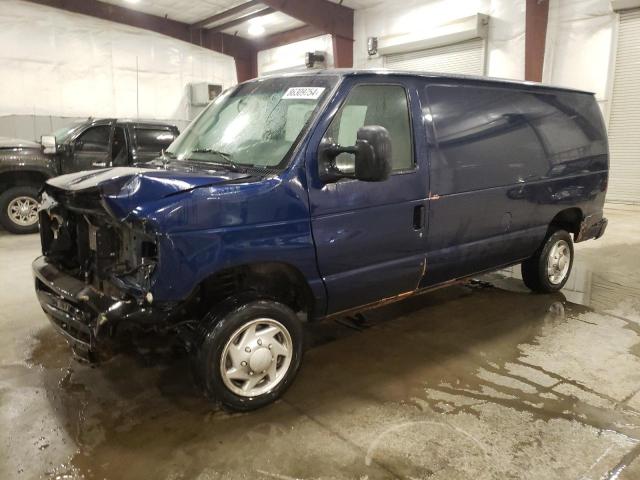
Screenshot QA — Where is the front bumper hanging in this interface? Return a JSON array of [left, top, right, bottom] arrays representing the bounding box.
[[32, 256, 162, 361]]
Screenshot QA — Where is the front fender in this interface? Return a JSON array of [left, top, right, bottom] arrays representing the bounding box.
[[0, 149, 57, 181], [136, 174, 326, 312]]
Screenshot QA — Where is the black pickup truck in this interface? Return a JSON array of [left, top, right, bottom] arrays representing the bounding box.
[[0, 118, 179, 234]]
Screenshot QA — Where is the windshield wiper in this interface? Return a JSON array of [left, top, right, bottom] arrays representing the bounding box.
[[187, 148, 246, 172], [190, 148, 233, 161], [189, 148, 244, 171]]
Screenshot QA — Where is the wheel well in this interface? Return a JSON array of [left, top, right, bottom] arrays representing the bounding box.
[[196, 262, 315, 318], [0, 171, 49, 193], [549, 208, 583, 236]]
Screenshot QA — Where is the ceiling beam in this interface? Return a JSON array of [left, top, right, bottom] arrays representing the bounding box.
[[254, 24, 325, 50], [261, 0, 354, 41], [191, 0, 261, 29], [23, 0, 258, 81], [261, 0, 354, 67], [525, 0, 549, 82], [209, 7, 275, 33]]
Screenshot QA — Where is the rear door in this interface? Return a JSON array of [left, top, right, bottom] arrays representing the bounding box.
[[306, 76, 429, 314], [131, 125, 178, 164]]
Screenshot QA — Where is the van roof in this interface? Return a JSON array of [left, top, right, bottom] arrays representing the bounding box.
[[258, 68, 594, 95]]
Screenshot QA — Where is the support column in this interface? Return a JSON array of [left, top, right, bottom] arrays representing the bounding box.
[[525, 0, 550, 82], [332, 35, 354, 69]]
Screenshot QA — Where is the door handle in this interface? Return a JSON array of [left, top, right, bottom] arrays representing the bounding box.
[[413, 205, 425, 230]]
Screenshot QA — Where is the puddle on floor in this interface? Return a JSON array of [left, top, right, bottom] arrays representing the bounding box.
[[7, 243, 640, 479]]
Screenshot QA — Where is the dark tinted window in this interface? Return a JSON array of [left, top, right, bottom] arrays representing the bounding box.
[[112, 126, 127, 166], [76, 125, 110, 153], [325, 84, 413, 171], [426, 85, 547, 194], [135, 128, 176, 153]]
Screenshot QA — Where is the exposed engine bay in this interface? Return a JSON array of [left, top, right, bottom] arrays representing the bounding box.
[[33, 184, 173, 362], [39, 186, 158, 300]]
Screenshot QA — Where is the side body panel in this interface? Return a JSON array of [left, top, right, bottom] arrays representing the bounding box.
[[420, 80, 608, 286]]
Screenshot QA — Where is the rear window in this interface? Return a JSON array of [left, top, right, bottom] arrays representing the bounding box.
[[134, 128, 176, 153]]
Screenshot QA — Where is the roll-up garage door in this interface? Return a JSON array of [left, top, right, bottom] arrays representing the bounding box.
[[607, 8, 640, 204], [383, 38, 486, 76]]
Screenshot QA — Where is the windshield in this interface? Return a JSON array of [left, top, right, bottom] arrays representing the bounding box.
[[51, 120, 86, 143], [167, 76, 338, 169]]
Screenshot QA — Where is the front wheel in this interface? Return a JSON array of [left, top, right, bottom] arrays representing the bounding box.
[[0, 186, 40, 234], [195, 296, 303, 411], [521, 229, 574, 293]]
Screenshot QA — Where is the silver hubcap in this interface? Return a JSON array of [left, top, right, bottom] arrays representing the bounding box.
[[547, 239, 571, 284], [220, 318, 292, 397], [7, 196, 38, 227]]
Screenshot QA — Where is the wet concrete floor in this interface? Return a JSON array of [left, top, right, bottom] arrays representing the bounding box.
[[1, 205, 640, 479]]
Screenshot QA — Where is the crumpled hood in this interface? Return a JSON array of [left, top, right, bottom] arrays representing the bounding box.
[[46, 166, 253, 220]]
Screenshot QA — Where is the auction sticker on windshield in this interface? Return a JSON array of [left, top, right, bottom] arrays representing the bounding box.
[[282, 87, 326, 100]]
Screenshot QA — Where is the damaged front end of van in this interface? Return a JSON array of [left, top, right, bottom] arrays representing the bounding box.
[[32, 167, 251, 361]]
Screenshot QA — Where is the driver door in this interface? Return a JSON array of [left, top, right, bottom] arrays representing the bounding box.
[[68, 121, 115, 173], [307, 78, 429, 315]]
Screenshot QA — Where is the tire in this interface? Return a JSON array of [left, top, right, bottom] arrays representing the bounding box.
[[521, 228, 574, 293], [194, 294, 304, 411], [0, 186, 40, 234]]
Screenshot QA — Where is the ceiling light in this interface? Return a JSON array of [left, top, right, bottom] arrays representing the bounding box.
[[124, 0, 141, 4], [248, 24, 265, 36]]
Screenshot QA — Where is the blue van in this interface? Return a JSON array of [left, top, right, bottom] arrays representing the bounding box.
[[33, 70, 608, 410]]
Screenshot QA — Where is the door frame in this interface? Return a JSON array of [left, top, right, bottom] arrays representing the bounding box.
[[68, 119, 116, 170], [303, 74, 431, 315]]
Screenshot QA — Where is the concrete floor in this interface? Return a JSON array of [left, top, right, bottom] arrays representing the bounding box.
[[1, 207, 640, 480]]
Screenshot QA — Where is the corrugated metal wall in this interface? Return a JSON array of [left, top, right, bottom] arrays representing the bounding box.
[[383, 38, 486, 76], [606, 9, 640, 204]]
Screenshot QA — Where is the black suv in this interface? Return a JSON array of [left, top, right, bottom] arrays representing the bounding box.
[[0, 118, 179, 233]]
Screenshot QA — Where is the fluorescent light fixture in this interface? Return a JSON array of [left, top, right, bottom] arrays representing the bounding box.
[[124, 0, 141, 4], [247, 23, 265, 36]]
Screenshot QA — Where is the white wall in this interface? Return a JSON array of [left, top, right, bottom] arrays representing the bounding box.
[[353, 0, 526, 79], [255, 0, 525, 80], [0, 0, 237, 124], [257, 34, 334, 76], [0, 0, 621, 127], [353, 0, 620, 119], [543, 0, 616, 115]]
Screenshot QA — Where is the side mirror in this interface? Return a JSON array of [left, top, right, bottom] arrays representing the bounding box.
[[318, 125, 392, 183], [41, 135, 56, 155]]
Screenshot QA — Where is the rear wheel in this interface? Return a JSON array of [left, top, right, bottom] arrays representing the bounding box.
[[0, 186, 40, 234], [521, 229, 574, 293], [195, 295, 303, 411]]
